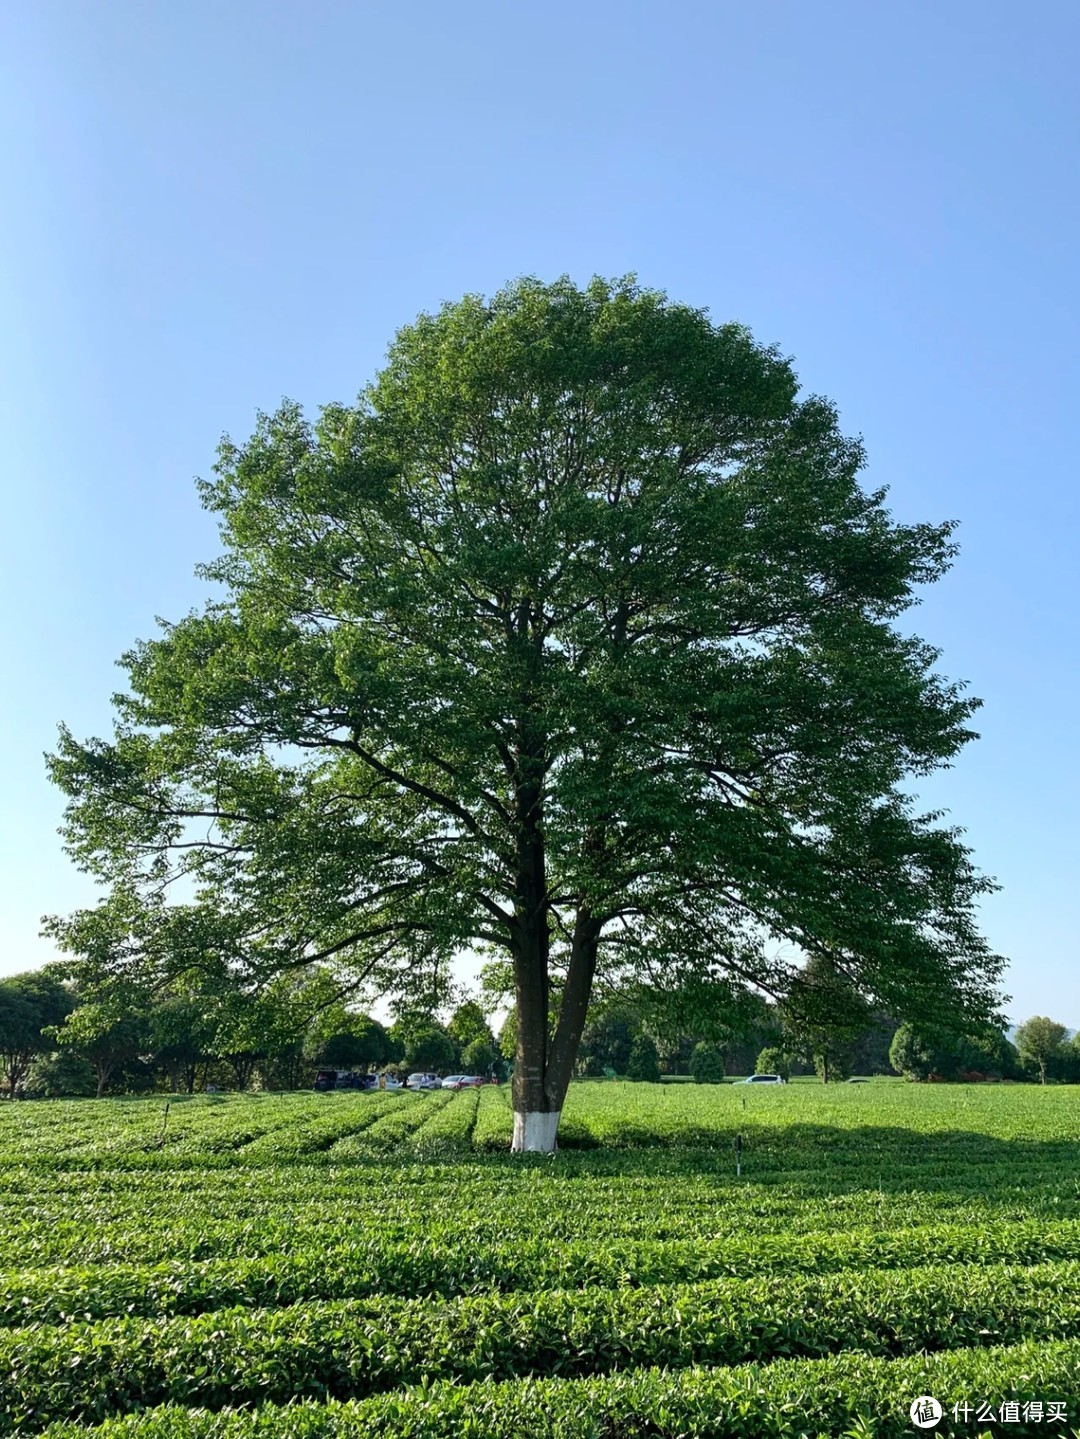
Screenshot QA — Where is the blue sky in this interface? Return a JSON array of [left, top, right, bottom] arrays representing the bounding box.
[[1, 1, 1076, 1025]]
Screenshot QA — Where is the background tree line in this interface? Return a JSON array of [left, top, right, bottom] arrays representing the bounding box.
[[4, 955, 1072, 1098], [0, 963, 503, 1099], [549, 957, 1075, 1087]]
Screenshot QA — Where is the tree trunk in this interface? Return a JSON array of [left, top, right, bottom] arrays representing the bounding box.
[[508, 637, 607, 1152], [512, 902, 602, 1152], [509, 704, 582, 1152], [510, 781, 553, 1149], [5, 1053, 32, 1098], [95, 1061, 113, 1098]]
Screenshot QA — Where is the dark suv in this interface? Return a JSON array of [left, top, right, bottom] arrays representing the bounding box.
[[313, 1070, 378, 1092]]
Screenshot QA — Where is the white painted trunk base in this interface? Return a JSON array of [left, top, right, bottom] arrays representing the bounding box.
[[511, 1109, 561, 1152]]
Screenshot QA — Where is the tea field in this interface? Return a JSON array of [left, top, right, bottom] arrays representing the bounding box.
[[2, 1082, 1080, 1438]]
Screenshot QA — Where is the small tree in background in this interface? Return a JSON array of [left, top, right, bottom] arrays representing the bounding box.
[[49, 1000, 148, 1098], [390, 1012, 457, 1074], [148, 994, 212, 1094], [755, 1046, 791, 1080], [0, 968, 74, 1096], [889, 1022, 939, 1081], [890, 1021, 1022, 1082], [311, 1014, 393, 1071], [577, 1004, 640, 1077], [462, 1036, 498, 1075], [1015, 1016, 1068, 1085], [690, 1040, 725, 1084], [954, 1028, 1022, 1080], [781, 954, 869, 1084], [498, 1010, 517, 1064], [448, 1001, 495, 1055], [626, 1034, 661, 1082]]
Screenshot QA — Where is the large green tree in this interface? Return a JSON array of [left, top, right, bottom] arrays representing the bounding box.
[[47, 276, 1002, 1149]]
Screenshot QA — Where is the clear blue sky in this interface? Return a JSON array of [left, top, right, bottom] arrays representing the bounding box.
[[1, 2, 1076, 1025]]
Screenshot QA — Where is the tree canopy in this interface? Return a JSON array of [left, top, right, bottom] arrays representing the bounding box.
[[1015, 1016, 1068, 1085], [47, 275, 1002, 1147], [0, 968, 74, 1096]]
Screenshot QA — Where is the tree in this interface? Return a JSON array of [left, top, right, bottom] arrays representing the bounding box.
[[0, 968, 73, 1096], [448, 1001, 495, 1056], [25, 1051, 96, 1098], [47, 276, 1003, 1150], [1057, 1033, 1080, 1085], [389, 1011, 457, 1074], [755, 1045, 791, 1080], [577, 1003, 640, 1076], [889, 1020, 1021, 1082], [850, 1013, 900, 1077], [626, 1033, 662, 1082], [780, 954, 869, 1084], [148, 994, 212, 1093], [204, 986, 280, 1091], [689, 1040, 725, 1084], [954, 1027, 1022, 1081], [498, 1009, 517, 1063], [889, 1022, 940, 1081], [461, 1036, 497, 1075], [1015, 1016, 1068, 1085], [312, 1014, 392, 1070], [50, 999, 148, 1098]]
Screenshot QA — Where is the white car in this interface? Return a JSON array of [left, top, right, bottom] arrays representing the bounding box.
[[737, 1074, 787, 1085], [440, 1074, 469, 1090], [405, 1072, 441, 1090]]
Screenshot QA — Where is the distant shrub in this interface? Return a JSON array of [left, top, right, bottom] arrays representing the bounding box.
[[626, 1035, 661, 1083], [689, 1041, 725, 1084], [461, 1038, 497, 1075], [755, 1047, 791, 1080], [24, 1052, 96, 1098]]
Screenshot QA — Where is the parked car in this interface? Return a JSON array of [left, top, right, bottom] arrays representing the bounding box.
[[313, 1069, 378, 1092], [736, 1074, 787, 1085], [459, 1075, 486, 1088], [382, 1074, 404, 1090], [405, 1072, 442, 1090], [440, 1074, 468, 1090]]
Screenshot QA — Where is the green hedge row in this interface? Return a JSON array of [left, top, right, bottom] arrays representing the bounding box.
[[5, 1163, 1071, 1269], [4, 1261, 1079, 1428], [5, 1216, 1080, 1328], [8, 1162, 1076, 1273], [407, 1087, 480, 1152], [328, 1092, 455, 1157], [237, 1096, 400, 1162], [36, 1338, 1080, 1439]]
